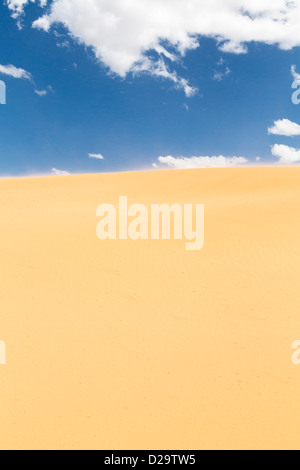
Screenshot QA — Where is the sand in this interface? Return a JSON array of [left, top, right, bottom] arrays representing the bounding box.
[[0, 167, 300, 450]]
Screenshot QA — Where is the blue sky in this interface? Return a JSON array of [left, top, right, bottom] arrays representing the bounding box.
[[1, 0, 300, 176]]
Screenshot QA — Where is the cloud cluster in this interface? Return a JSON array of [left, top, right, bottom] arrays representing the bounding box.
[[7, 0, 300, 95], [154, 155, 248, 169], [6, 2, 300, 168]]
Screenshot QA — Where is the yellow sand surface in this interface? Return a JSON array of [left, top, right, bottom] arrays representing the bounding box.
[[0, 167, 300, 450]]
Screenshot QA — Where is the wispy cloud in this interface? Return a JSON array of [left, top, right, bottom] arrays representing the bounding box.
[[34, 86, 54, 97], [89, 153, 104, 160], [51, 168, 70, 176], [153, 155, 248, 169], [268, 119, 300, 137], [0, 64, 32, 80], [35, 89, 48, 97], [131, 57, 197, 97], [213, 67, 231, 82], [0, 64, 53, 98]]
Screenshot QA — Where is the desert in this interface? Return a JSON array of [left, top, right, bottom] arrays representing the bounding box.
[[0, 166, 300, 450]]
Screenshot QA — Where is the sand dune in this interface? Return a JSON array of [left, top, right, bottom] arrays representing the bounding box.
[[0, 167, 300, 450]]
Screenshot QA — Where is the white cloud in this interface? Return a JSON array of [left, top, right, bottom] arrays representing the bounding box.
[[35, 89, 48, 96], [131, 57, 197, 97], [8, 0, 300, 94], [89, 153, 104, 160], [154, 155, 248, 169], [6, 0, 33, 18], [268, 119, 300, 136], [34, 85, 54, 96], [0, 64, 32, 80], [271, 144, 300, 165], [218, 41, 248, 55], [0, 64, 53, 97], [51, 168, 70, 175], [7, 0, 47, 17], [213, 67, 231, 81]]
